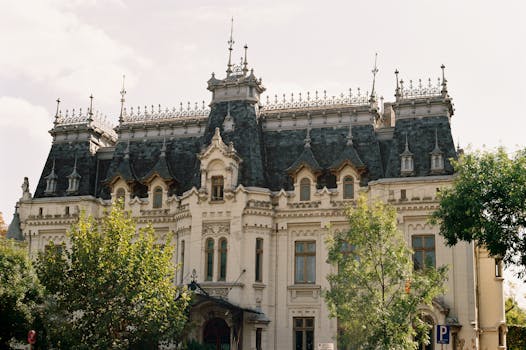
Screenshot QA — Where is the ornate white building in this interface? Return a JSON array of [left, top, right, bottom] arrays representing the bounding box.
[[8, 40, 506, 349]]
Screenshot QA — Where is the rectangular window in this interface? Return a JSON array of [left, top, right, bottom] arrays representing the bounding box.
[[255, 238, 263, 282], [295, 241, 316, 284], [293, 317, 314, 350], [39, 207, 43, 216], [211, 176, 224, 201], [205, 238, 214, 281], [65, 206, 70, 216], [256, 328, 262, 350], [412, 235, 435, 270], [400, 189, 407, 200]]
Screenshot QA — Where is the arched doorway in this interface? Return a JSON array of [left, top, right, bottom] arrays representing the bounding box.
[[203, 317, 230, 350]]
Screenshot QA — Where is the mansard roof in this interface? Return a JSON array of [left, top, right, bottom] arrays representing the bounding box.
[[32, 69, 457, 200]]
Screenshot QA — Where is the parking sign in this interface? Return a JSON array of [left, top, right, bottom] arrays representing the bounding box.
[[436, 325, 450, 344]]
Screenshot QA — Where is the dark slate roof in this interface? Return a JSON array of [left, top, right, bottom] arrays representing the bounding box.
[[329, 143, 365, 171], [384, 116, 456, 178], [141, 148, 177, 184], [202, 101, 266, 187], [286, 145, 322, 174], [33, 100, 457, 199], [7, 212, 23, 241], [35, 141, 97, 198]]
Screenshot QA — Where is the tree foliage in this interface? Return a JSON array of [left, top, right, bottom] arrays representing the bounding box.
[[0, 238, 43, 348], [325, 197, 448, 350], [506, 297, 526, 325], [0, 212, 7, 237], [432, 148, 526, 277], [35, 204, 189, 349]]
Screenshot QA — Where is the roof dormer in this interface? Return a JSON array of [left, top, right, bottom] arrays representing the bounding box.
[[198, 128, 242, 199]]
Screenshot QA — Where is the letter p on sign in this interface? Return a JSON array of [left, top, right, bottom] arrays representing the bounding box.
[[436, 325, 450, 344]]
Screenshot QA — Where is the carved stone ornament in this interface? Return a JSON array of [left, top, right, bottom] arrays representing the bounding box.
[[202, 222, 230, 236], [21, 177, 32, 200]]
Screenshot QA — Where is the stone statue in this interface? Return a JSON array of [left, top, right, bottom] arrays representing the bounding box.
[[21, 177, 32, 200]]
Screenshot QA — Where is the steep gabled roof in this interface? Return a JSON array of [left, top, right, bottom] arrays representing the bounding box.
[[329, 144, 365, 172], [286, 129, 322, 175], [141, 139, 178, 184], [7, 210, 23, 241]]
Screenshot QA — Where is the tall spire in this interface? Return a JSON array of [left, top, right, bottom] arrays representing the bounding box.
[[369, 53, 379, 103], [160, 137, 167, 158], [440, 64, 448, 97], [54, 98, 61, 126], [243, 44, 248, 75], [394, 69, 401, 101], [304, 127, 311, 148], [119, 75, 126, 123], [346, 120, 353, 146], [124, 140, 130, 160], [226, 17, 235, 76], [88, 94, 94, 123]]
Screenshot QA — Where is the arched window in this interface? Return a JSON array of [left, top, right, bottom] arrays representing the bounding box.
[[116, 188, 125, 204], [300, 178, 311, 201], [180, 240, 185, 284], [218, 238, 227, 281], [211, 176, 224, 201], [255, 238, 263, 282], [205, 238, 214, 281], [153, 186, 163, 208], [343, 176, 354, 199]]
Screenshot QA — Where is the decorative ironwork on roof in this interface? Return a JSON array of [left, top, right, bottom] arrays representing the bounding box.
[[120, 102, 211, 124], [54, 107, 117, 138], [261, 89, 371, 113], [399, 78, 442, 99]]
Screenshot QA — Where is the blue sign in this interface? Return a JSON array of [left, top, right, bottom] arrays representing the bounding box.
[[436, 325, 450, 344]]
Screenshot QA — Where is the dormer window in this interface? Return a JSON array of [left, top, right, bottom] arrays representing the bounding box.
[[430, 129, 444, 174], [343, 176, 354, 199], [211, 176, 224, 201], [66, 157, 81, 194], [153, 186, 163, 208], [400, 134, 414, 176], [300, 178, 311, 201], [44, 159, 58, 194]]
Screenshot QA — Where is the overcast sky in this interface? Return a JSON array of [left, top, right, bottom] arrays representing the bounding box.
[[1, 0, 525, 304]]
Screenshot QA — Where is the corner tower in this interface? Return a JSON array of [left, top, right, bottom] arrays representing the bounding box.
[[201, 24, 267, 188]]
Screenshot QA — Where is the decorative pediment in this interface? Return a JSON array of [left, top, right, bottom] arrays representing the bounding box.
[[141, 139, 178, 185], [198, 128, 242, 166], [286, 128, 322, 176]]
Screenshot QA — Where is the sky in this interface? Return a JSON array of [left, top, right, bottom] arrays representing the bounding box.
[[1, 0, 525, 305]]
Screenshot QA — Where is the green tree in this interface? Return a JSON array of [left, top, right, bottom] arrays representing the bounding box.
[[0, 238, 43, 349], [431, 148, 526, 278], [0, 212, 7, 237], [35, 203, 189, 349], [325, 197, 448, 350], [506, 296, 526, 349]]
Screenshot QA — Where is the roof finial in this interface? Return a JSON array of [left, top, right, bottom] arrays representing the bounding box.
[[404, 133, 410, 152], [226, 17, 235, 76], [243, 44, 248, 75], [346, 120, 353, 146], [54, 98, 61, 125], [119, 75, 126, 123], [304, 127, 311, 148], [161, 137, 167, 158], [124, 140, 130, 160], [394, 69, 401, 101], [88, 94, 94, 123], [370, 53, 379, 103], [440, 64, 448, 97]]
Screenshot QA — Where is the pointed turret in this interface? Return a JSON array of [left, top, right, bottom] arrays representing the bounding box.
[[6, 204, 23, 241]]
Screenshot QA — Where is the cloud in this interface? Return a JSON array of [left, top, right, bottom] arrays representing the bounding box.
[[0, 0, 149, 105], [0, 96, 53, 221]]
